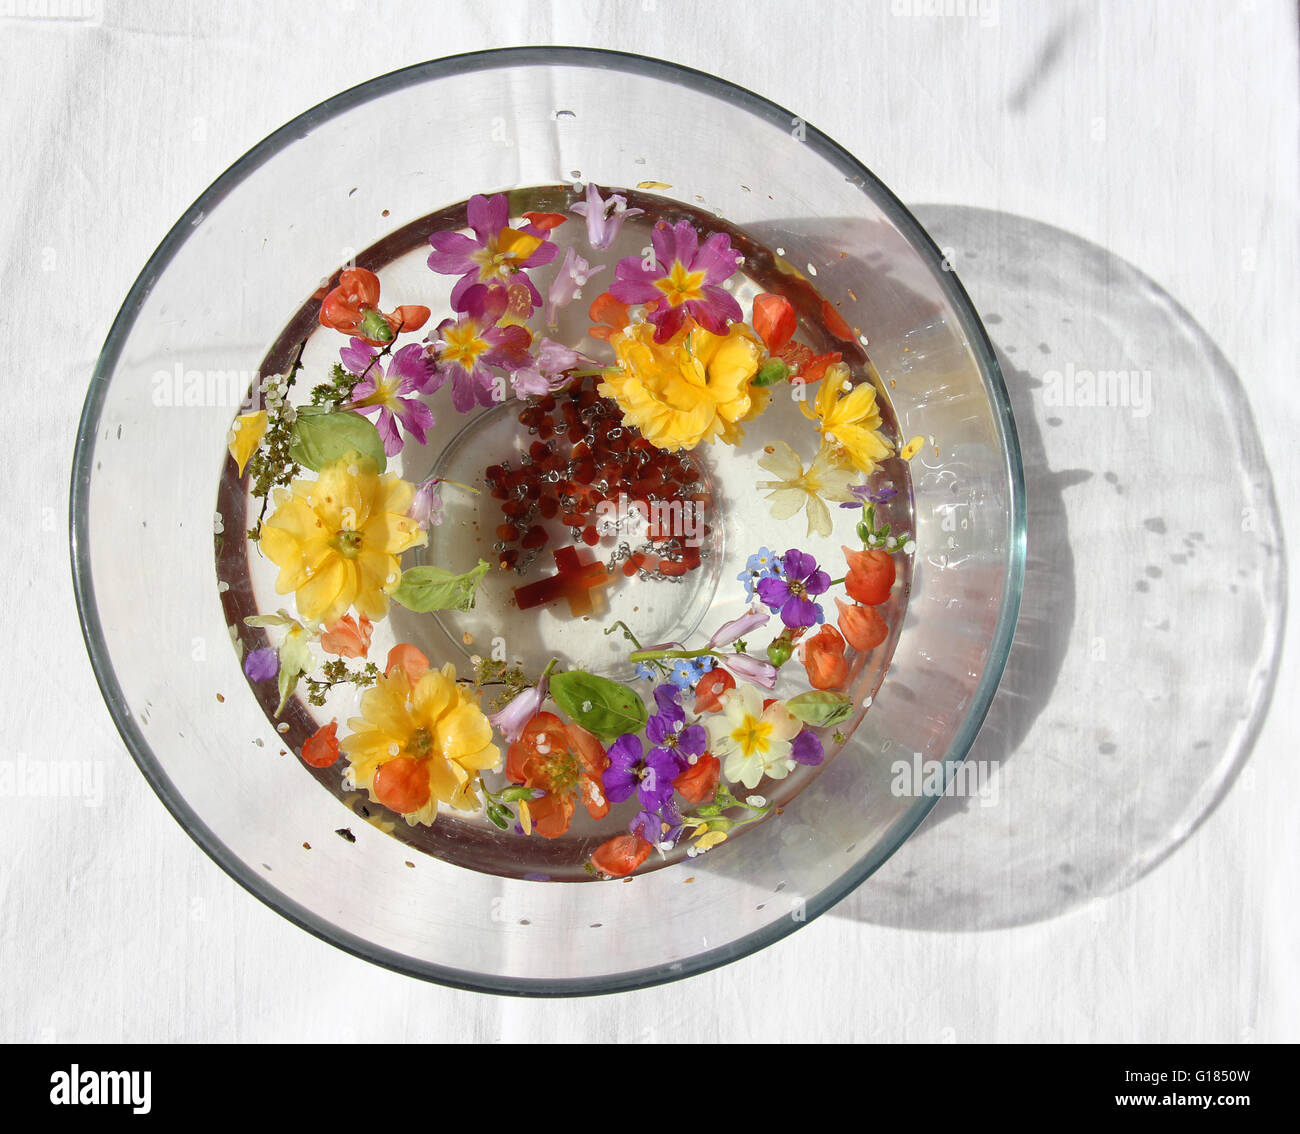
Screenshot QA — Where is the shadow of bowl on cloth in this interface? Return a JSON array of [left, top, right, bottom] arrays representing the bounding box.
[[836, 205, 1287, 930]]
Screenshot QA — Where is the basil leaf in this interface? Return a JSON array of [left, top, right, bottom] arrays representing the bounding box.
[[785, 690, 853, 727], [391, 560, 490, 613], [549, 670, 648, 741], [288, 411, 386, 472]]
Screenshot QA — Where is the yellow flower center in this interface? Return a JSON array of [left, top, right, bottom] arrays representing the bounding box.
[[407, 726, 434, 760], [441, 321, 490, 369], [732, 714, 773, 758], [475, 227, 544, 281], [542, 751, 579, 793], [654, 261, 707, 308], [331, 530, 364, 559], [354, 375, 398, 410]]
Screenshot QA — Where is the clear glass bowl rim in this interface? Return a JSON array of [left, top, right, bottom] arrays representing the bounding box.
[[70, 45, 1027, 997]]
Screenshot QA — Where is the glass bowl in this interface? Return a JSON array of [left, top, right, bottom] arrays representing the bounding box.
[[71, 47, 1025, 994]]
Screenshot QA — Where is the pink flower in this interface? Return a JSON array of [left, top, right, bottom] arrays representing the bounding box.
[[611, 219, 743, 343], [707, 609, 770, 649], [341, 340, 437, 456], [715, 652, 779, 690], [408, 478, 445, 529], [570, 182, 643, 251], [425, 284, 533, 413], [427, 193, 559, 312], [488, 668, 552, 743]]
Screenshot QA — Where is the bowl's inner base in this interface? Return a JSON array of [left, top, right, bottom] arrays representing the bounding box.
[[216, 185, 915, 881]]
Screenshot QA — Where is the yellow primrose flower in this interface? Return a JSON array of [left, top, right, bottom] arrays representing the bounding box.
[[757, 440, 858, 538], [258, 453, 426, 626], [599, 319, 769, 451], [705, 684, 802, 790], [799, 362, 893, 474], [342, 662, 500, 826], [228, 410, 267, 476]]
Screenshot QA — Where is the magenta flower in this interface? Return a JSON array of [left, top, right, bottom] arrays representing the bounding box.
[[509, 338, 583, 400], [570, 182, 643, 251], [545, 245, 604, 326], [427, 192, 559, 312], [611, 219, 743, 342], [340, 339, 436, 457], [425, 284, 533, 413]]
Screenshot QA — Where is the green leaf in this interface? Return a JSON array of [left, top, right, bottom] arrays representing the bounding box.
[[549, 670, 648, 741], [288, 411, 386, 473], [785, 690, 854, 727], [391, 560, 490, 613]]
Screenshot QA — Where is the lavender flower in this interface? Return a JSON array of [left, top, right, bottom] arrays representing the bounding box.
[[243, 648, 278, 682], [570, 182, 644, 251], [840, 482, 899, 509], [544, 245, 604, 326]]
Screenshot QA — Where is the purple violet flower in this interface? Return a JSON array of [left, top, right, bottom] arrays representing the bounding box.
[[605, 723, 687, 814], [757, 548, 831, 629], [570, 182, 644, 251], [840, 482, 899, 509], [340, 340, 437, 457], [426, 192, 559, 312], [243, 648, 278, 682], [425, 283, 533, 413], [610, 219, 743, 343], [791, 728, 825, 766], [646, 683, 708, 767]]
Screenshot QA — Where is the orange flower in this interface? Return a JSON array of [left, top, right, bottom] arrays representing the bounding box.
[[587, 290, 637, 342], [693, 668, 735, 714], [320, 614, 373, 658], [522, 211, 567, 232], [801, 625, 849, 690], [591, 834, 653, 877], [836, 598, 888, 651], [753, 293, 798, 352], [319, 267, 431, 346], [750, 292, 841, 380], [842, 546, 896, 606], [301, 720, 340, 768], [385, 643, 430, 685], [506, 712, 609, 838], [673, 753, 721, 805]]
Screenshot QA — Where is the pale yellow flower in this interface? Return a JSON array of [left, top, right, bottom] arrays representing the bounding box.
[[258, 454, 425, 626], [799, 362, 893, 474], [705, 684, 802, 790], [599, 319, 769, 451], [342, 663, 500, 826], [757, 440, 858, 537]]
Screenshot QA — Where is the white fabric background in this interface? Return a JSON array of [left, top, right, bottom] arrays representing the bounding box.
[[1, 0, 1296, 1041]]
